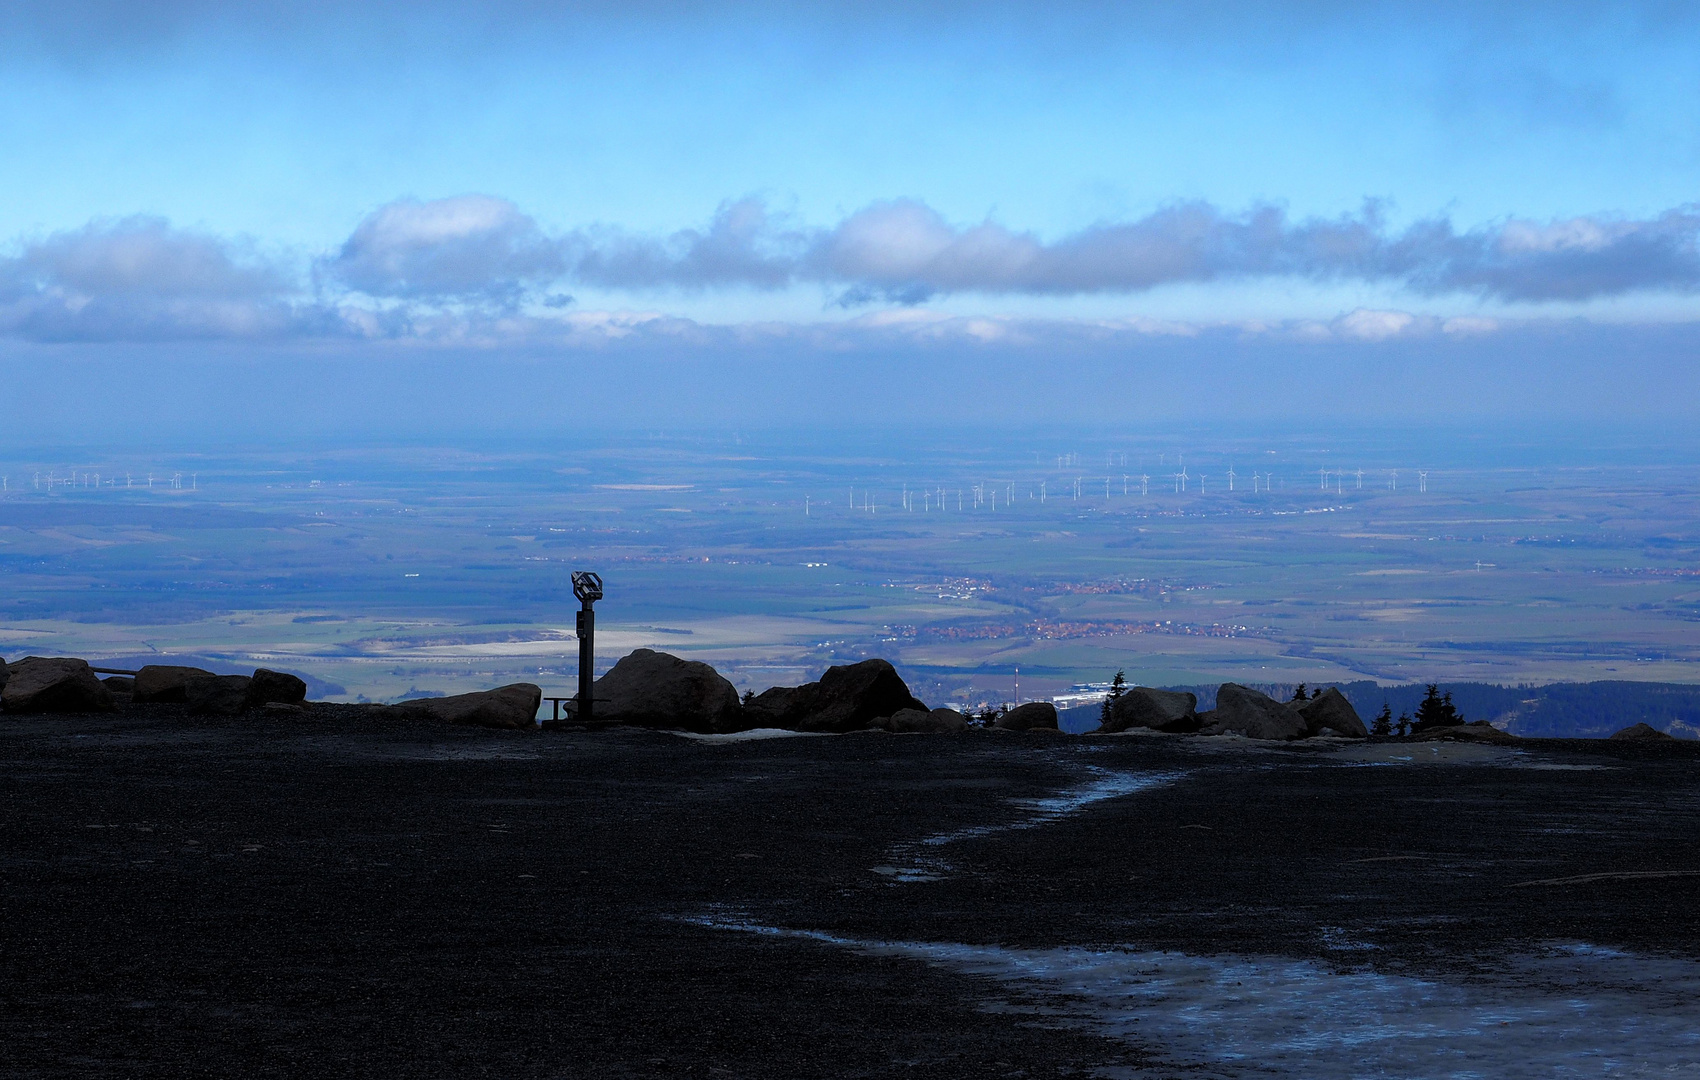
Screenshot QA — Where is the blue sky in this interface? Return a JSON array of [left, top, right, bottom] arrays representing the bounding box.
[[1, 1, 1697, 430]]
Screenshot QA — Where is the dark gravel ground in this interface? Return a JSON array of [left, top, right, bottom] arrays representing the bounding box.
[[3, 706, 1698, 1078]]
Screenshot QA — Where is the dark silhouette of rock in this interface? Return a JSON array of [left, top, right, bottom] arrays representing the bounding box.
[[392, 683, 542, 729], [1203, 684, 1309, 740], [878, 707, 969, 733], [133, 665, 217, 704], [1609, 722, 1675, 740], [1100, 687, 1198, 733], [592, 649, 745, 733], [742, 685, 797, 728], [1412, 720, 1517, 744], [248, 669, 307, 707], [0, 657, 9, 695], [186, 674, 254, 715], [1290, 687, 1368, 738], [101, 676, 135, 694], [751, 659, 927, 734], [2, 657, 115, 714], [995, 701, 1060, 732]]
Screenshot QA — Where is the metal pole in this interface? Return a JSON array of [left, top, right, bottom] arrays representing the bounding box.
[[571, 571, 603, 722]]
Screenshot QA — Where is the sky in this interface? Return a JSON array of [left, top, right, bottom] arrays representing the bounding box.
[[1, 1, 1698, 435]]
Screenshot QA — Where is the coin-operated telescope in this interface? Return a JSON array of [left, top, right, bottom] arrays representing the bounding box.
[[571, 571, 603, 722]]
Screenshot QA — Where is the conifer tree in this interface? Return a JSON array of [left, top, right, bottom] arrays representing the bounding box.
[[1100, 669, 1127, 723], [1291, 683, 1309, 702], [1372, 703, 1393, 736], [1412, 685, 1463, 731]]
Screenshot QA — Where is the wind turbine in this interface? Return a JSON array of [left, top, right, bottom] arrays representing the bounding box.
[[1227, 464, 1236, 492], [1390, 470, 1398, 492], [1355, 468, 1363, 490], [1418, 471, 1428, 493], [1179, 465, 1189, 492], [1319, 467, 1328, 491], [1140, 473, 1149, 496]]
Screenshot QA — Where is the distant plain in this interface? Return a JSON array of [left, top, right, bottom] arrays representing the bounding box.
[[1, 428, 1696, 711]]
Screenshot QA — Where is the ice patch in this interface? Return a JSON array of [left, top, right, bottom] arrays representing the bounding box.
[[879, 767, 1181, 883], [691, 917, 1700, 1078], [668, 728, 829, 743]]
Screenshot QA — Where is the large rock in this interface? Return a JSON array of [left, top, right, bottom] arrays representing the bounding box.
[[186, 674, 253, 715], [750, 659, 927, 734], [1100, 687, 1199, 733], [1413, 720, 1517, 745], [1202, 684, 1309, 740], [1610, 722, 1676, 740], [248, 669, 307, 707], [2, 657, 115, 714], [393, 683, 543, 730], [592, 649, 745, 733], [0, 656, 9, 695], [133, 665, 216, 704], [995, 701, 1060, 732], [879, 707, 969, 733], [1290, 687, 1369, 738]]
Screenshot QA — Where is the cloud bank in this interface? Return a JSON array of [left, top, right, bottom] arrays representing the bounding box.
[[4, 195, 1700, 343]]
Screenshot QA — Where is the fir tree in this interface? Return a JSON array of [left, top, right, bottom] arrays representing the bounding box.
[[1100, 669, 1128, 723], [741, 689, 754, 706], [1394, 712, 1412, 737], [1291, 683, 1309, 702], [1371, 703, 1393, 737], [1412, 685, 1463, 731]]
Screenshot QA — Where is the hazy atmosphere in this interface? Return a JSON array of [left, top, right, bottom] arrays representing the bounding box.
[[5, 5, 1700, 1079], [4, 2, 1700, 430]]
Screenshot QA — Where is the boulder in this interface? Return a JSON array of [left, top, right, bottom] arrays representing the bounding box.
[[101, 676, 135, 694], [1412, 720, 1518, 745], [392, 683, 542, 730], [1609, 722, 1675, 741], [0, 656, 8, 695], [186, 674, 253, 715], [995, 701, 1060, 732], [752, 659, 928, 734], [880, 707, 969, 733], [1202, 684, 1309, 740], [1100, 687, 1199, 733], [133, 665, 217, 704], [742, 685, 798, 728], [592, 649, 745, 733], [248, 668, 307, 707], [2, 657, 115, 714], [1291, 687, 1369, 738]]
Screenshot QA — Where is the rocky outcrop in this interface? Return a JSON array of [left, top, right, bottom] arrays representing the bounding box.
[[1202, 684, 1309, 740], [133, 665, 216, 704], [995, 701, 1060, 732], [102, 676, 135, 694], [1100, 688, 1199, 733], [748, 659, 927, 734], [392, 683, 543, 730], [877, 707, 969, 733], [1412, 720, 1517, 745], [248, 669, 307, 707], [1609, 722, 1675, 740], [2, 657, 115, 714], [1290, 687, 1369, 738], [0, 657, 8, 695], [592, 649, 745, 734], [187, 674, 253, 715]]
